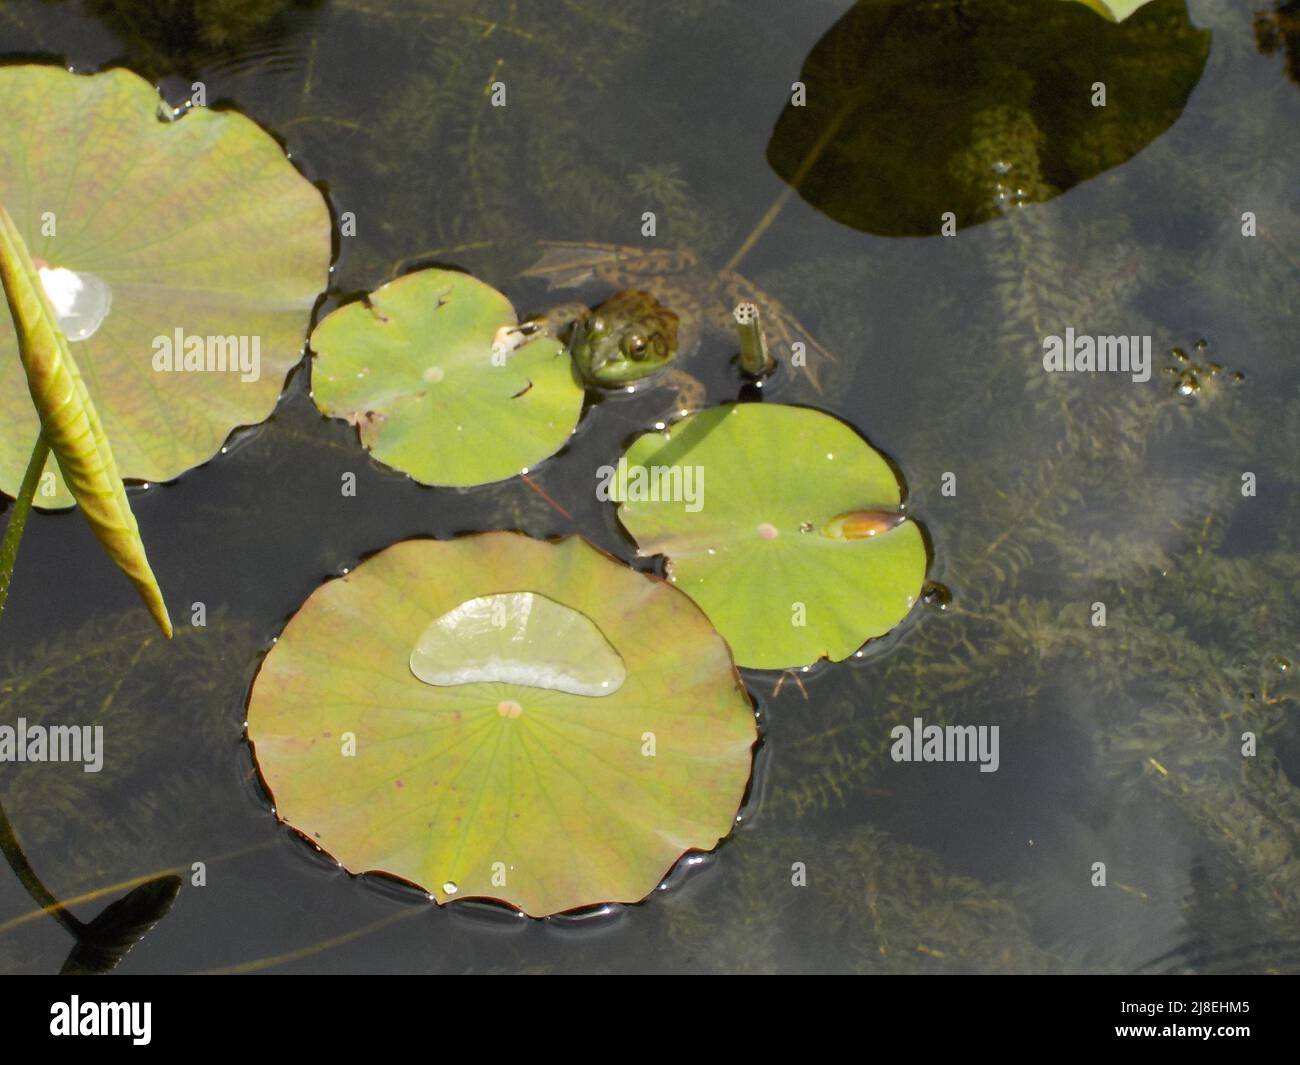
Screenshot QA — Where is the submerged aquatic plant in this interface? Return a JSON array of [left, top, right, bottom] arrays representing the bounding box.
[[0, 783, 181, 974], [0, 609, 259, 973], [765, 0, 1210, 235]]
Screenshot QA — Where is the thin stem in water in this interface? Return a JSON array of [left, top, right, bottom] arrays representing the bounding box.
[[0, 432, 49, 624], [0, 435, 81, 934]]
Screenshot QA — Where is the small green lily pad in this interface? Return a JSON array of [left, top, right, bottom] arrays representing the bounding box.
[[410, 591, 626, 696], [613, 404, 927, 670], [246, 532, 756, 917], [309, 269, 585, 488], [0, 65, 331, 508]]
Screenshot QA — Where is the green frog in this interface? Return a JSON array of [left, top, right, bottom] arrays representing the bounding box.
[[497, 241, 837, 417], [502, 287, 701, 414]]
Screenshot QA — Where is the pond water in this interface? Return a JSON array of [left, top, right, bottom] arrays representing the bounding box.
[[0, 0, 1297, 973]]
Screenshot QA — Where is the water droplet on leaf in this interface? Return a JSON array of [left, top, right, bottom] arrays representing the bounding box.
[[38, 265, 111, 341]]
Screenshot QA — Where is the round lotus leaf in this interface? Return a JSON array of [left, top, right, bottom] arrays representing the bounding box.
[[246, 532, 756, 917], [613, 404, 927, 670], [410, 591, 627, 696], [0, 65, 331, 508], [308, 269, 585, 488], [765, 0, 1209, 236]]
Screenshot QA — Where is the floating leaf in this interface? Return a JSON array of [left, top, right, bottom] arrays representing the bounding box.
[[0, 65, 330, 508], [766, 0, 1209, 235], [613, 404, 927, 669], [247, 533, 756, 917], [309, 269, 585, 488], [410, 591, 626, 696], [0, 205, 171, 636]]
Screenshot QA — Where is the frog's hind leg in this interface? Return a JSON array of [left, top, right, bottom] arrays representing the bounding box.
[[657, 367, 707, 420], [519, 243, 620, 289], [521, 241, 700, 289], [718, 272, 838, 392]]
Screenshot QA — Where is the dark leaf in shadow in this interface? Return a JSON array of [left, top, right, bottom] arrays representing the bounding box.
[[60, 875, 182, 975], [766, 0, 1210, 236]]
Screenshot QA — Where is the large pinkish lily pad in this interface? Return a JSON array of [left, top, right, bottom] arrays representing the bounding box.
[[246, 533, 757, 917], [0, 65, 330, 508]]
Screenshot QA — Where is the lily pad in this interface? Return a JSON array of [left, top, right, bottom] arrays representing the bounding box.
[[309, 269, 585, 488], [766, 0, 1209, 236], [0, 65, 330, 509], [246, 532, 756, 917], [613, 404, 926, 670]]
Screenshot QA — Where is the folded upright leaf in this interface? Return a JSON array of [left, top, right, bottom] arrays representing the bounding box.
[[0, 205, 171, 637]]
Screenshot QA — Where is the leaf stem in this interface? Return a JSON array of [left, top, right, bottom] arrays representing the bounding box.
[[0, 433, 88, 938], [0, 794, 83, 938], [0, 432, 49, 625]]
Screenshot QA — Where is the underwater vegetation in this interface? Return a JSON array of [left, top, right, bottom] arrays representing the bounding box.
[[0, 0, 1295, 974], [766, 0, 1210, 235]]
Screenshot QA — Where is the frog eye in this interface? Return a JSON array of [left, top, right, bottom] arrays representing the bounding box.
[[625, 335, 648, 360]]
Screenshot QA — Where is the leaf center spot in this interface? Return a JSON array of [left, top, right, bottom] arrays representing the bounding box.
[[422, 366, 445, 383], [757, 522, 780, 540], [497, 699, 523, 719]]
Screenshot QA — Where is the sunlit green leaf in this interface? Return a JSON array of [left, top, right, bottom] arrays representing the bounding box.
[[0, 65, 330, 508], [247, 533, 756, 917], [309, 268, 585, 488], [614, 404, 927, 669]]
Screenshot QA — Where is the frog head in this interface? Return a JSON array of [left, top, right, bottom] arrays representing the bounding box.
[[568, 290, 679, 388]]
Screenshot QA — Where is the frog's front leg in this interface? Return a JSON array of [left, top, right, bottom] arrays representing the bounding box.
[[492, 301, 589, 356]]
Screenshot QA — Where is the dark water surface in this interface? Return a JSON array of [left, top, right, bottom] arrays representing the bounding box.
[[0, 0, 1297, 973]]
